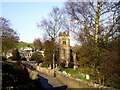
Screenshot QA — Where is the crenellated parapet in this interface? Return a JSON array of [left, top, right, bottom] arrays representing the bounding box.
[[59, 31, 69, 36]]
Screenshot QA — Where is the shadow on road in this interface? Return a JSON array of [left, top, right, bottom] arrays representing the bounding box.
[[53, 85, 67, 90], [38, 74, 53, 89], [37, 74, 67, 90]]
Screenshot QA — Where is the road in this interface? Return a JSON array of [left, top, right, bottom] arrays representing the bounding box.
[[22, 61, 67, 90], [38, 72, 67, 90]]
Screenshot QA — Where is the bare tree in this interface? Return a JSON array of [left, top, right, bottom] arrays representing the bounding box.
[[65, 0, 119, 45], [37, 7, 64, 42], [95, 0, 101, 44], [64, 0, 120, 85], [33, 38, 42, 50], [0, 17, 19, 57], [37, 7, 65, 71]]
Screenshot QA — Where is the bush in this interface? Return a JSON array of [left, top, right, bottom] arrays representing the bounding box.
[[0, 56, 7, 61], [8, 56, 13, 60], [30, 51, 43, 63], [60, 63, 65, 68], [2, 61, 41, 89], [21, 57, 27, 61], [12, 49, 21, 60], [41, 63, 48, 68], [76, 43, 120, 88], [68, 62, 74, 68]]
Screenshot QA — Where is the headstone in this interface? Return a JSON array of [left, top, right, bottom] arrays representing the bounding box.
[[39, 63, 42, 66], [55, 64, 57, 69], [63, 71, 67, 74], [86, 74, 90, 80], [74, 65, 76, 70], [48, 65, 51, 69]]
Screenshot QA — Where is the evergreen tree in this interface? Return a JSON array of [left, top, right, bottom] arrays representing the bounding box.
[[12, 49, 20, 60]]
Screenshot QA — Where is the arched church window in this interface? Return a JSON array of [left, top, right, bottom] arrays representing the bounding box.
[[63, 41, 66, 45]]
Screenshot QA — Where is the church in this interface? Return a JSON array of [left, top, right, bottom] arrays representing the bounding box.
[[58, 31, 78, 68]]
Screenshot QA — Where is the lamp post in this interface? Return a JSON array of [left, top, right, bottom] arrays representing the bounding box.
[[52, 36, 57, 77], [53, 53, 55, 69], [52, 37, 55, 77]]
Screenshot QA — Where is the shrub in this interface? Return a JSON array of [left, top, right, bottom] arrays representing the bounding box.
[[30, 51, 43, 63], [21, 57, 27, 61], [60, 62, 65, 68], [0, 56, 7, 61], [68, 62, 74, 68], [12, 49, 21, 60], [41, 63, 48, 68]]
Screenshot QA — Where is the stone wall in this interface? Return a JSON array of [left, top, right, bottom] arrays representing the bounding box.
[[35, 66, 101, 88], [55, 71, 92, 88], [27, 68, 38, 80], [32, 66, 114, 89], [36, 66, 54, 77]]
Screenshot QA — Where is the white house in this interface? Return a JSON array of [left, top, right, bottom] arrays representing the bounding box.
[[19, 47, 34, 61]]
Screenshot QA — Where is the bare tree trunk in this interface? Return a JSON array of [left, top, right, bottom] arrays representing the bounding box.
[[95, 0, 101, 45], [102, 75, 105, 86]]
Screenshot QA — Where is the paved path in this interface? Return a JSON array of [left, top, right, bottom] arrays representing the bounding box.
[[38, 72, 67, 90], [23, 62, 67, 89]]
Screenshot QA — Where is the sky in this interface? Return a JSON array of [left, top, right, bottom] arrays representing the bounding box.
[[1, 0, 118, 46], [1, 2, 60, 41], [1, 1, 79, 46]]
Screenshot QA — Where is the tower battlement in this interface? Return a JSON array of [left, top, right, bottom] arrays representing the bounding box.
[[59, 31, 69, 36]]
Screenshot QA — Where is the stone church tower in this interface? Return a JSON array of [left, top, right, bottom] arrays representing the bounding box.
[[59, 32, 70, 67]]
